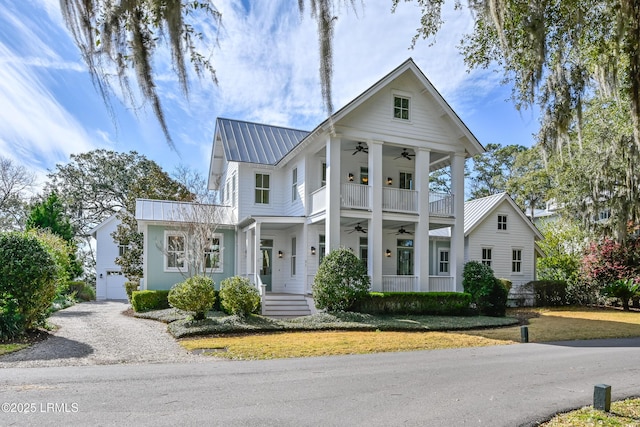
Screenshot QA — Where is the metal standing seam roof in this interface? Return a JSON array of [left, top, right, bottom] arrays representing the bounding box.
[[428, 193, 506, 238], [135, 199, 235, 225], [216, 118, 310, 165]]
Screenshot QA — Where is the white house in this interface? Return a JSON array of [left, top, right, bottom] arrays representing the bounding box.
[[206, 58, 484, 300], [90, 214, 128, 300], [430, 193, 543, 295]]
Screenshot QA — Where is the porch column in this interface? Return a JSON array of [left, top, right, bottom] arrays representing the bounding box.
[[450, 152, 466, 292], [414, 148, 430, 291], [368, 140, 383, 291], [254, 222, 262, 291], [326, 135, 341, 251], [245, 228, 253, 279]]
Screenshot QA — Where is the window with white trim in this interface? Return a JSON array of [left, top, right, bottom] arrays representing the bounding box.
[[512, 249, 522, 273], [393, 95, 410, 120], [359, 237, 368, 269], [232, 174, 237, 207], [319, 234, 326, 266], [438, 249, 449, 274], [291, 237, 297, 276], [399, 172, 413, 190], [204, 235, 223, 272], [118, 244, 128, 257], [292, 167, 298, 201], [255, 173, 270, 204], [165, 232, 186, 271], [481, 248, 492, 267], [321, 162, 327, 187], [498, 215, 508, 230]]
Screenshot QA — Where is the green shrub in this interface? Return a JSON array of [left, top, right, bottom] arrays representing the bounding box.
[[532, 280, 569, 306], [601, 278, 640, 311], [219, 276, 260, 317], [67, 281, 86, 296], [498, 278, 512, 294], [312, 248, 371, 312], [125, 281, 139, 302], [463, 261, 508, 317], [0, 232, 58, 339], [77, 284, 96, 301], [131, 290, 171, 312], [168, 276, 216, 320], [353, 292, 472, 315]]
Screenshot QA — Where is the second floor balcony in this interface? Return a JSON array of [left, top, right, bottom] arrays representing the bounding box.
[[309, 183, 454, 217]]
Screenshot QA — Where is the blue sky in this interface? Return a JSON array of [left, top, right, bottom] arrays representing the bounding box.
[[0, 1, 539, 189]]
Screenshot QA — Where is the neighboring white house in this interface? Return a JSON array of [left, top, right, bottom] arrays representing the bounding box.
[[90, 214, 128, 300], [431, 193, 543, 283]]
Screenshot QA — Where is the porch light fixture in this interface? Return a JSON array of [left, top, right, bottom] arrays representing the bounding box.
[[278, 250, 283, 258], [310, 246, 316, 255], [387, 177, 393, 186], [362, 176, 368, 184], [385, 249, 392, 257], [348, 173, 354, 182], [99, 273, 103, 278]]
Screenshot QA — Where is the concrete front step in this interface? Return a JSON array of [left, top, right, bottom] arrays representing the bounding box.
[[263, 294, 312, 318]]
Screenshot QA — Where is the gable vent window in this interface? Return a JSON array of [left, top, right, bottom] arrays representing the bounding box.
[[498, 215, 508, 231], [393, 96, 410, 120]]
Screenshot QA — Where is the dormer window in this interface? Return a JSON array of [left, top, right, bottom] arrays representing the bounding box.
[[393, 96, 410, 120]]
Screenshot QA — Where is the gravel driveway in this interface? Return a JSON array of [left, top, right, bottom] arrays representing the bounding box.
[[0, 301, 201, 368]]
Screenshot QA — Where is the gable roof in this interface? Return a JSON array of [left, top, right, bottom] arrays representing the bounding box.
[[430, 192, 543, 240], [210, 58, 485, 179], [89, 213, 120, 238], [215, 118, 309, 165]]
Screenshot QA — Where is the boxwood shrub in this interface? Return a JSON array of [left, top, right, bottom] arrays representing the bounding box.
[[131, 290, 170, 312], [352, 292, 472, 315], [532, 280, 569, 306]]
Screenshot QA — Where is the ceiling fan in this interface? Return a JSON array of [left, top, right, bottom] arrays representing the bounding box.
[[345, 142, 368, 155], [389, 225, 413, 235], [346, 223, 368, 234], [394, 148, 415, 161]]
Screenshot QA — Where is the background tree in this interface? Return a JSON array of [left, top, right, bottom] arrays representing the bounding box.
[[0, 156, 34, 231], [506, 145, 553, 219], [46, 149, 192, 279], [26, 192, 83, 280], [468, 143, 526, 199]]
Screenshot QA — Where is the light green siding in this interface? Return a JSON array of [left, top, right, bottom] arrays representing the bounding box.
[[146, 225, 235, 290]]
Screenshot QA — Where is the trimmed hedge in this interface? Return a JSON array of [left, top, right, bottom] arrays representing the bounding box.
[[131, 290, 170, 312], [125, 281, 139, 302], [352, 292, 472, 315], [532, 280, 569, 306]]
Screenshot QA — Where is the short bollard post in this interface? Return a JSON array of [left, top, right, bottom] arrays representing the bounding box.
[[520, 325, 529, 343], [594, 384, 611, 412]]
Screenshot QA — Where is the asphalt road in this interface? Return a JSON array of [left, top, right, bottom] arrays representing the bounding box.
[[1, 338, 639, 426]]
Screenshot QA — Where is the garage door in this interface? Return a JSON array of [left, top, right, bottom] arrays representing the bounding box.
[[106, 271, 128, 300]]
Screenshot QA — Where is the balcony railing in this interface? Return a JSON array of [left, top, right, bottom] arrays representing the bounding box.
[[428, 276, 455, 292], [309, 186, 326, 215], [308, 184, 453, 216], [429, 192, 454, 216], [382, 275, 418, 292], [341, 183, 370, 209], [383, 187, 418, 213]]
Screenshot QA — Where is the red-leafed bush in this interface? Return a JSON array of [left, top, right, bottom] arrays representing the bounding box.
[[581, 237, 640, 286]]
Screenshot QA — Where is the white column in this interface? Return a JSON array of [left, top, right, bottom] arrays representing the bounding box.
[[326, 135, 341, 251], [245, 228, 253, 278], [414, 148, 430, 291], [367, 140, 383, 291], [450, 152, 466, 292], [254, 222, 261, 289]]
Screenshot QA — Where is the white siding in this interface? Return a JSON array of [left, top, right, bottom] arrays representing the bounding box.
[[338, 72, 454, 146], [465, 200, 536, 285]]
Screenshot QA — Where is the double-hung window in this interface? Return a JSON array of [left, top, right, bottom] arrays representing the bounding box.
[[512, 249, 522, 273], [165, 232, 186, 271], [291, 237, 297, 276], [498, 215, 508, 231], [291, 168, 298, 201], [393, 96, 410, 120], [481, 248, 492, 267], [204, 235, 223, 272], [255, 173, 270, 204]]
